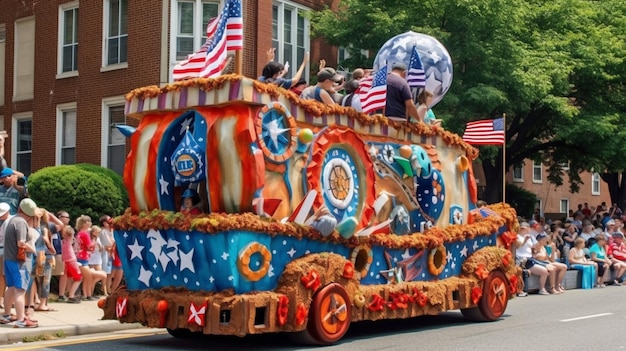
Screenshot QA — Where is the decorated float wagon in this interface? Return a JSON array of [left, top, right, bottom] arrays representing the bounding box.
[[99, 74, 521, 344]]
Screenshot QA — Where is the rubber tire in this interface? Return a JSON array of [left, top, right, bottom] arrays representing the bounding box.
[[461, 270, 509, 322], [305, 283, 352, 345]]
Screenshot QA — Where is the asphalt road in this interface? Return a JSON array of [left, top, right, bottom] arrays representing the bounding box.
[[6, 286, 626, 351]]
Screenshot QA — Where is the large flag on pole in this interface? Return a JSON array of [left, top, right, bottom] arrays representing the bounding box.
[[406, 45, 426, 89], [462, 118, 505, 145], [173, 0, 243, 81], [359, 66, 388, 114]]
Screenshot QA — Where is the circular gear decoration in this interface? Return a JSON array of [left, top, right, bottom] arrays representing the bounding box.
[[255, 102, 298, 163], [306, 128, 376, 229]]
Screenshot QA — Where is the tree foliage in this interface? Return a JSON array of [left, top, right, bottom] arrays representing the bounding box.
[[312, 0, 626, 205]]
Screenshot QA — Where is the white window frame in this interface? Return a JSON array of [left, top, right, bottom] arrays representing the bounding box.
[[512, 165, 523, 182], [560, 199, 569, 215], [558, 161, 570, 170], [532, 160, 542, 183], [102, 0, 128, 71], [592, 172, 601, 195], [101, 96, 127, 174], [56, 102, 77, 165], [57, 1, 79, 78], [11, 112, 32, 176], [170, 0, 220, 69], [535, 199, 543, 218], [272, 1, 310, 82]]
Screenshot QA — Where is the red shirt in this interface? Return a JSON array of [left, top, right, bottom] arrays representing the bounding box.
[[610, 241, 626, 261], [76, 230, 93, 261]]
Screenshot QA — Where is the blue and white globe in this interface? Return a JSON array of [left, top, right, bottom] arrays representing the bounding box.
[[373, 31, 453, 107]]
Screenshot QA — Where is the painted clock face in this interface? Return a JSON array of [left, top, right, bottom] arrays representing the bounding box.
[[321, 148, 361, 221]]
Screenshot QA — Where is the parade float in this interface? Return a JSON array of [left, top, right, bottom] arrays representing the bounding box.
[[100, 31, 521, 345]]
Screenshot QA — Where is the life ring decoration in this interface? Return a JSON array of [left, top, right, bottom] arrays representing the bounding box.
[[349, 245, 373, 280], [428, 245, 447, 276], [255, 102, 298, 163], [305, 128, 376, 228], [237, 242, 272, 282]]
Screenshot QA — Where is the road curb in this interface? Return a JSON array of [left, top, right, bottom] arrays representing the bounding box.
[[0, 321, 143, 345]]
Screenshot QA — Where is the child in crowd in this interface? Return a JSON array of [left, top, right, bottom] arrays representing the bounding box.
[[61, 226, 82, 303]]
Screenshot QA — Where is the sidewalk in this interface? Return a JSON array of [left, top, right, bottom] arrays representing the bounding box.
[[0, 297, 142, 345]]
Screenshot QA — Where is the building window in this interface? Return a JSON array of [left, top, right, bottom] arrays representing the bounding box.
[[512, 165, 523, 182], [59, 2, 79, 74], [560, 199, 569, 215], [104, 0, 128, 66], [532, 160, 542, 183], [104, 103, 127, 175], [174, 0, 219, 61], [12, 115, 32, 176], [592, 172, 601, 195], [56, 103, 76, 165], [272, 1, 309, 81]]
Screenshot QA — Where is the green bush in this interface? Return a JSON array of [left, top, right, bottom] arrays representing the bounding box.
[[505, 183, 537, 220], [27, 164, 129, 222]]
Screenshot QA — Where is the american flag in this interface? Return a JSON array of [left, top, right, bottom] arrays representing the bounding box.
[[359, 66, 388, 114], [173, 0, 243, 80], [462, 118, 506, 145], [407, 45, 426, 89]]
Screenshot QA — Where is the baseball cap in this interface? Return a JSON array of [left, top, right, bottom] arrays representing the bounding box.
[[536, 233, 547, 241], [520, 222, 530, 229], [612, 232, 624, 238], [0, 168, 14, 178], [317, 67, 342, 82], [19, 198, 39, 217], [0, 202, 10, 217], [528, 219, 539, 227], [607, 220, 616, 226]]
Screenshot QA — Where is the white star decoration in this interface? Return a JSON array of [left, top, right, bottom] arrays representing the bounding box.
[[268, 265, 275, 278], [159, 175, 170, 195], [179, 118, 192, 135], [180, 248, 195, 273], [286, 247, 297, 258], [473, 241, 480, 251], [266, 119, 290, 150], [138, 266, 153, 286], [128, 238, 144, 261], [460, 245, 468, 258], [401, 249, 411, 260], [221, 252, 230, 260]]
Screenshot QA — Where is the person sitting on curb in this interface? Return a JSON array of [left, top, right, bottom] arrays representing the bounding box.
[[515, 222, 550, 296], [608, 231, 626, 285]]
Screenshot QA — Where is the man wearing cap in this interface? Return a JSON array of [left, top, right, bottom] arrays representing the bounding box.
[[0, 202, 12, 309], [300, 67, 341, 105], [1, 198, 38, 327], [384, 63, 420, 123], [0, 168, 26, 215], [609, 231, 626, 285]]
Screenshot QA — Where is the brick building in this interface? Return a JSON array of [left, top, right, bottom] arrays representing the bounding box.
[[0, 0, 339, 176]]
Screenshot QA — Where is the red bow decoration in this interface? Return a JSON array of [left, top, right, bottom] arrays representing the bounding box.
[[475, 264, 489, 280], [295, 303, 308, 326], [342, 261, 355, 279], [367, 293, 385, 312], [410, 287, 428, 307], [502, 251, 512, 267], [277, 295, 289, 326], [300, 269, 321, 291], [187, 301, 207, 327], [388, 292, 409, 310], [508, 274, 518, 294], [471, 286, 483, 304]]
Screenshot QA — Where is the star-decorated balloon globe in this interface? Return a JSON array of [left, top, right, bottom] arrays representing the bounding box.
[[373, 31, 453, 107]]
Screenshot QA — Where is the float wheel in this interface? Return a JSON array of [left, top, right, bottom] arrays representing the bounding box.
[[305, 283, 352, 345], [461, 270, 509, 322]]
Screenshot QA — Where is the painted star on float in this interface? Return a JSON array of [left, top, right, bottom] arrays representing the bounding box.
[[147, 229, 167, 260], [460, 245, 468, 258], [138, 266, 153, 286], [179, 118, 192, 135], [167, 248, 180, 266], [430, 50, 441, 63], [158, 252, 171, 271], [401, 248, 411, 260], [209, 276, 215, 283], [473, 241, 480, 251], [159, 174, 170, 195], [221, 252, 229, 260], [180, 248, 195, 273], [268, 264, 275, 278], [425, 72, 443, 93], [446, 250, 453, 262], [286, 247, 297, 258], [265, 118, 290, 150], [128, 238, 144, 261]]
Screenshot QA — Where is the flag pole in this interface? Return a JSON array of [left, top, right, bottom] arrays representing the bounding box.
[[502, 113, 506, 203]]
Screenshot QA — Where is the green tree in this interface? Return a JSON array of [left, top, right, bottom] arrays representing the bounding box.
[[312, 0, 626, 205]]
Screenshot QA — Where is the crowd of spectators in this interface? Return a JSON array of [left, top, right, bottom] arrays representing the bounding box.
[[516, 202, 626, 296]]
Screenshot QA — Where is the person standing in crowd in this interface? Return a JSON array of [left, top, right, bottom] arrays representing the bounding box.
[[0, 168, 27, 215], [416, 90, 441, 126], [75, 215, 106, 300], [61, 226, 82, 304], [1, 198, 38, 328], [384, 63, 420, 123], [0, 202, 12, 309], [99, 215, 114, 297], [52, 211, 69, 301]]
